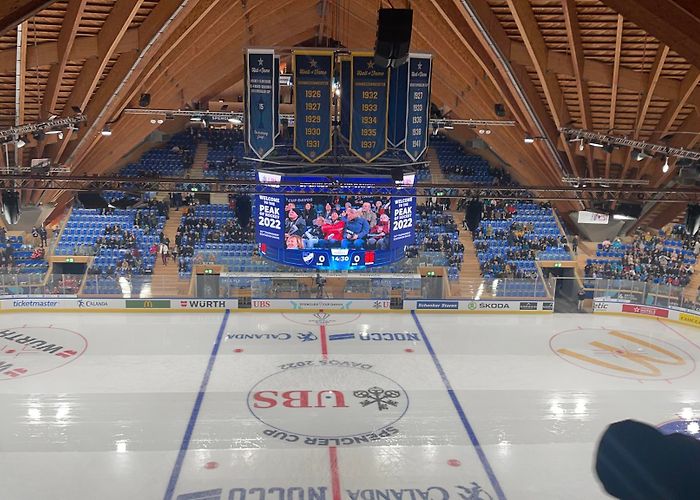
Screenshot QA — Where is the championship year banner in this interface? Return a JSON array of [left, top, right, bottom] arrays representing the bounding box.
[[293, 50, 333, 162], [405, 54, 432, 161], [255, 194, 283, 248], [387, 62, 408, 147], [391, 196, 415, 246], [350, 53, 389, 162], [339, 57, 351, 140], [246, 49, 275, 159]]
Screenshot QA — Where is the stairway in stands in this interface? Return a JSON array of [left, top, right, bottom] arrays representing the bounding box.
[[426, 146, 482, 297], [150, 211, 183, 297], [189, 141, 208, 178]]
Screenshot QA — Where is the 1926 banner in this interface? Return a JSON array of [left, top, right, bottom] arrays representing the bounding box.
[[404, 54, 432, 161], [387, 62, 408, 147], [293, 50, 333, 162], [339, 57, 351, 140], [350, 52, 389, 162], [246, 48, 275, 159]]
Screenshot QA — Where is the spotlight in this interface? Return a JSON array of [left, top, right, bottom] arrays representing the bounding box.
[[634, 149, 651, 161], [228, 117, 242, 125], [157, 119, 164, 124], [524, 135, 535, 144], [662, 156, 670, 173], [15, 138, 26, 148], [603, 143, 615, 154], [150, 119, 156, 124], [58, 131, 63, 140], [101, 125, 112, 136], [589, 139, 605, 148], [578, 139, 584, 151]]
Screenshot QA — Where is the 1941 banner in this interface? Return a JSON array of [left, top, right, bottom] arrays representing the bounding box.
[[350, 52, 389, 163], [293, 50, 333, 162], [404, 54, 432, 161], [246, 48, 275, 159]]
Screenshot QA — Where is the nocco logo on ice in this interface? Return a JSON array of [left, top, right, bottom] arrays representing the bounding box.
[[248, 360, 408, 446], [550, 328, 695, 380], [0, 326, 87, 380]]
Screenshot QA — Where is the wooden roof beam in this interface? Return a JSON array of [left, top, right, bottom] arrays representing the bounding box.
[[50, 0, 145, 163], [605, 14, 623, 179], [505, 0, 582, 178], [65, 0, 224, 174], [15, 21, 28, 167], [0, 0, 57, 36], [619, 44, 669, 181], [599, 0, 700, 71], [561, 0, 594, 177]]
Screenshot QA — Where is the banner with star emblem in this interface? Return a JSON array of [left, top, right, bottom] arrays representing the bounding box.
[[293, 50, 333, 162], [350, 52, 389, 163], [387, 62, 408, 147], [339, 56, 351, 140], [245, 48, 275, 159], [404, 54, 432, 161]]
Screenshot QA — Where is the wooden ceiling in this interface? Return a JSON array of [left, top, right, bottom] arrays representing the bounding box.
[[0, 0, 698, 226]]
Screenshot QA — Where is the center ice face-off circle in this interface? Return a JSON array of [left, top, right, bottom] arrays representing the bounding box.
[[247, 361, 409, 439]]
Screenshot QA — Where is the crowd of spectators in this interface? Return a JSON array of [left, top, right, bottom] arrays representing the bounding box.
[[175, 206, 252, 273], [585, 226, 699, 287], [414, 202, 464, 274], [472, 199, 562, 280], [285, 197, 391, 251]]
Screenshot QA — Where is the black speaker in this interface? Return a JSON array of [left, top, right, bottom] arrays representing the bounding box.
[[374, 9, 413, 69], [495, 103, 506, 117], [686, 204, 700, 235], [139, 93, 151, 107], [466, 199, 483, 232], [2, 190, 20, 225], [235, 194, 252, 227], [391, 166, 403, 182]]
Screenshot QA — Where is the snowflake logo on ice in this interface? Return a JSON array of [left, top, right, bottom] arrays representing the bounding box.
[[353, 386, 401, 411]]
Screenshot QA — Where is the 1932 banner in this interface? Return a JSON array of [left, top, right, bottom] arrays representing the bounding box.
[[387, 62, 408, 147], [274, 55, 280, 139], [293, 50, 333, 162], [350, 52, 389, 162], [246, 48, 275, 159], [339, 57, 351, 140], [404, 54, 432, 161]]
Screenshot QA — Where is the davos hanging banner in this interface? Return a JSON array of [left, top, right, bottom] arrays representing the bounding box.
[[404, 54, 432, 161], [274, 55, 280, 139], [339, 57, 351, 140], [293, 50, 333, 162], [387, 62, 408, 147], [246, 48, 275, 159], [350, 52, 389, 163]]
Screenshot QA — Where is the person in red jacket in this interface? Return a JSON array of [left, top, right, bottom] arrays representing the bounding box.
[[321, 211, 344, 247]]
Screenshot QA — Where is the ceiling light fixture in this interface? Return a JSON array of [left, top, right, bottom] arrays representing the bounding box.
[[662, 156, 670, 173], [101, 126, 112, 136]]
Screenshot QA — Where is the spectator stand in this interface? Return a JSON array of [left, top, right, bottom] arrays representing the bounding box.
[[119, 132, 196, 178], [56, 207, 166, 296]]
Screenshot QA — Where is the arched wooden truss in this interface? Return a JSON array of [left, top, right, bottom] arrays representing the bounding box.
[[0, 0, 698, 227]]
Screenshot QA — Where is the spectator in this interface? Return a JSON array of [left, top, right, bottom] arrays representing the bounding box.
[[341, 209, 369, 249]]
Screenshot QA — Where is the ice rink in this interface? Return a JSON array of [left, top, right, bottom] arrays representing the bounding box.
[[1, 310, 699, 500]]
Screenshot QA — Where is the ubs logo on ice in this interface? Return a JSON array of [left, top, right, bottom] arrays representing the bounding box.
[[550, 328, 695, 381], [248, 360, 408, 445], [0, 326, 87, 380]]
